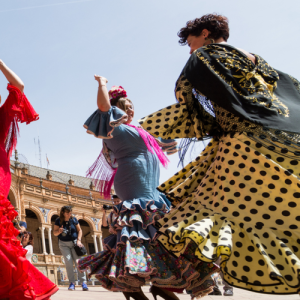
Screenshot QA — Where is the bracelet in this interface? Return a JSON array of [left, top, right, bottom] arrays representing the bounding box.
[[78, 239, 81, 241]]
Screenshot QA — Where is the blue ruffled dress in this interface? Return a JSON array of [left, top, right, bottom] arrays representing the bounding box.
[[78, 107, 218, 297]]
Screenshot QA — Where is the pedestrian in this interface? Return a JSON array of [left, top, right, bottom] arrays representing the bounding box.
[[101, 195, 121, 241], [0, 59, 58, 299], [77, 77, 218, 299], [139, 13, 300, 295], [53, 205, 88, 291], [22, 232, 34, 263]]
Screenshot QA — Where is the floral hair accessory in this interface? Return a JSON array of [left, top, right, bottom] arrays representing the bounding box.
[[108, 86, 127, 101]]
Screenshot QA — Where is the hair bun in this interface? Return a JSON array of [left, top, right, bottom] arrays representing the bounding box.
[[108, 86, 127, 100]]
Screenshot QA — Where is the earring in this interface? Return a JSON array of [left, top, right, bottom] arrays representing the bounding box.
[[203, 37, 215, 46]]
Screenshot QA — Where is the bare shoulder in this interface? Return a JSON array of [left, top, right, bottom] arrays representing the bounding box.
[[236, 47, 256, 65]]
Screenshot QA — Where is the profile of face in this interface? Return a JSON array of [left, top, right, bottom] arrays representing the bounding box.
[[117, 100, 134, 124], [187, 29, 211, 54]]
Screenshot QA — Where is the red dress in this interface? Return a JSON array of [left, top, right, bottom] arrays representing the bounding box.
[[0, 85, 58, 299]]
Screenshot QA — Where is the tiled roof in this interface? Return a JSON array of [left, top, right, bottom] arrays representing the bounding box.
[[11, 160, 93, 190]]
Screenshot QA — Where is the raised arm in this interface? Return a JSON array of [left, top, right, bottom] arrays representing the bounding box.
[[95, 75, 111, 112], [0, 60, 24, 93]]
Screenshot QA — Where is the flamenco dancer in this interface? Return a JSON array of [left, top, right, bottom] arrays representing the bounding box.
[[0, 60, 58, 299], [78, 76, 219, 299], [139, 13, 300, 295]]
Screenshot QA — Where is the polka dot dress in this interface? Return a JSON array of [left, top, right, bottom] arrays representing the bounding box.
[[139, 103, 300, 294]]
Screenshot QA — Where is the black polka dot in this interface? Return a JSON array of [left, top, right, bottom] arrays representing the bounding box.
[[248, 246, 255, 252], [282, 211, 290, 217], [288, 202, 297, 208], [233, 251, 240, 257], [276, 219, 284, 225], [256, 270, 264, 276], [243, 266, 250, 272], [258, 260, 265, 266]]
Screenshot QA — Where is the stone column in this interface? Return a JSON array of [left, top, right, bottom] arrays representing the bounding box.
[[47, 227, 54, 255], [98, 234, 103, 251], [91, 234, 98, 253], [39, 227, 48, 255]]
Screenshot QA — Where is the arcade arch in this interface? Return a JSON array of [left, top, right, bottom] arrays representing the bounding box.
[[25, 209, 43, 254]]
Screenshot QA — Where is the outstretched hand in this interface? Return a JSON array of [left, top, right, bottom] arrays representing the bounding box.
[[94, 75, 108, 86]]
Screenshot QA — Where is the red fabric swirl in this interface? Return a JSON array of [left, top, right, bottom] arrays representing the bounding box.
[[0, 86, 58, 299], [7, 84, 39, 124]]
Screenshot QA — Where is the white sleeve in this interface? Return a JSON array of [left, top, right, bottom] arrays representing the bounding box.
[[25, 245, 33, 262]]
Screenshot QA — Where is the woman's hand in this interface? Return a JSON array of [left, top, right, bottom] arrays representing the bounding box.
[[58, 225, 64, 234], [94, 75, 108, 86], [77, 240, 83, 247], [95, 75, 111, 111]]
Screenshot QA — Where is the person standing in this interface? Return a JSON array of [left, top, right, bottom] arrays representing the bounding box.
[[53, 205, 88, 291], [0, 59, 58, 299], [139, 13, 300, 295], [101, 195, 121, 241], [77, 78, 219, 299], [22, 232, 34, 263]]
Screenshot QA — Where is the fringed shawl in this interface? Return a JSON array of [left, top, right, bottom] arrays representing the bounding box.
[[87, 124, 169, 199]]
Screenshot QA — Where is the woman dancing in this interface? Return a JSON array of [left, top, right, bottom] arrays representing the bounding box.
[[0, 60, 58, 299], [78, 76, 219, 299], [139, 13, 300, 295]]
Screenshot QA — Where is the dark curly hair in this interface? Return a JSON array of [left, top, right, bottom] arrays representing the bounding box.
[[178, 14, 229, 45]]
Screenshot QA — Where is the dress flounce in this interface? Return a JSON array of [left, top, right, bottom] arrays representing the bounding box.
[[111, 195, 171, 244], [156, 135, 300, 294], [84, 106, 128, 139], [0, 195, 58, 299], [78, 196, 219, 298], [7, 84, 39, 124]]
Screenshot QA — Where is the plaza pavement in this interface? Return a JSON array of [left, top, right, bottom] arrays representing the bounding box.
[[52, 285, 300, 300]]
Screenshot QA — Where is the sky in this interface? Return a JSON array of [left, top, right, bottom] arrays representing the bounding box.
[[1, 0, 300, 184]]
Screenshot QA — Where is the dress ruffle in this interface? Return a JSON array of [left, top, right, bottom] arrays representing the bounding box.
[[83, 106, 128, 139], [111, 195, 171, 244], [78, 195, 219, 298], [156, 134, 300, 294], [0, 194, 58, 299], [7, 84, 39, 124]]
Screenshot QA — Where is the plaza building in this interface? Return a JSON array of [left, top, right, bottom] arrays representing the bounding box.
[[9, 151, 112, 285]]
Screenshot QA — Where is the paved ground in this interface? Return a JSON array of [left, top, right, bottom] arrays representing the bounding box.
[[52, 286, 300, 300]]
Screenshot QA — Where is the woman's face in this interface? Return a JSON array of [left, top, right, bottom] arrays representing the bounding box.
[[119, 100, 134, 124], [187, 29, 210, 54], [113, 198, 121, 205], [22, 233, 29, 246], [63, 210, 72, 220]]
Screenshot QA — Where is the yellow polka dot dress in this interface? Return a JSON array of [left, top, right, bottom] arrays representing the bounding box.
[[138, 76, 300, 294]]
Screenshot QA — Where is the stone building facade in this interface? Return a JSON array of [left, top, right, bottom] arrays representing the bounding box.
[[9, 154, 111, 285]]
